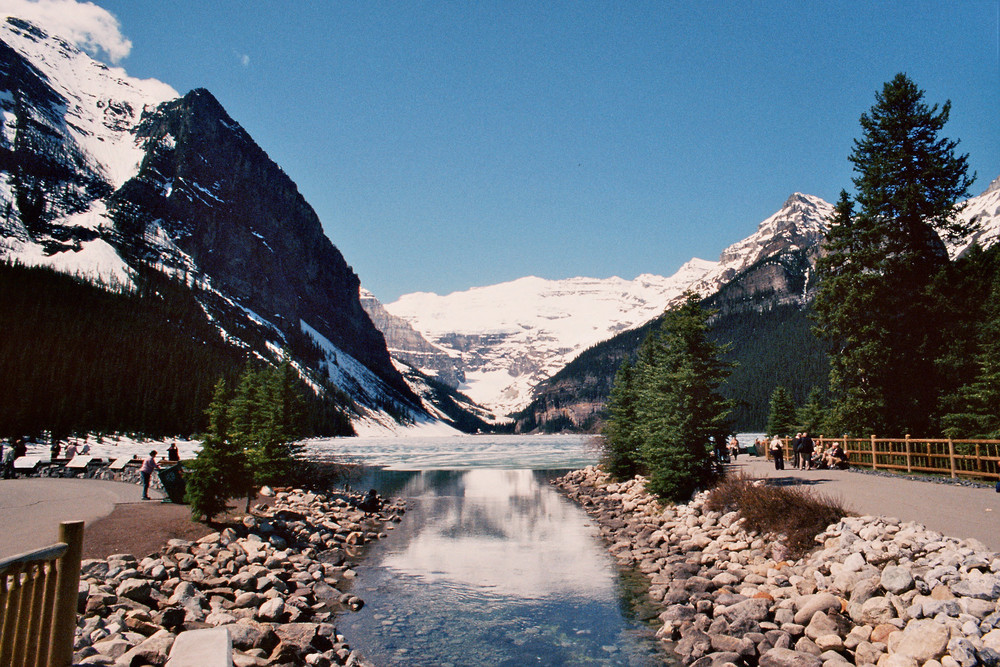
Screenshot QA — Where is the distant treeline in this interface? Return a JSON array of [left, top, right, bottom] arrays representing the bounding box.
[[0, 261, 353, 439]]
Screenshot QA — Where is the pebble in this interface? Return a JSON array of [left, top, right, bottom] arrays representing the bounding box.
[[554, 465, 1000, 667], [72, 487, 405, 666]]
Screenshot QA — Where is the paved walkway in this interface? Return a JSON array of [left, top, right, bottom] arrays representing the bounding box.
[[0, 478, 163, 559], [2, 459, 998, 560], [731, 456, 1000, 552]]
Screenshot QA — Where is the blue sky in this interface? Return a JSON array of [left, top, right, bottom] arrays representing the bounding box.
[[28, 1, 1000, 301]]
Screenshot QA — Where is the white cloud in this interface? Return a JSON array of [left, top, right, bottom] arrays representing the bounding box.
[[0, 0, 132, 63], [236, 51, 249, 67]]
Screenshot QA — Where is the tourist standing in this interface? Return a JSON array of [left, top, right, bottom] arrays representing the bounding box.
[[790, 432, 803, 469], [167, 442, 180, 462], [770, 435, 785, 471], [140, 450, 159, 500], [1, 442, 13, 479], [799, 432, 815, 470]]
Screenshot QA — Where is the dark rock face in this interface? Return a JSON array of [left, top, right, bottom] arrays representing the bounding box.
[[360, 290, 466, 388], [105, 89, 412, 399], [701, 247, 818, 318]]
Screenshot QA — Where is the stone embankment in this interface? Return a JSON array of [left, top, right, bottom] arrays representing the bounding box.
[[555, 466, 1000, 667], [72, 487, 404, 667]]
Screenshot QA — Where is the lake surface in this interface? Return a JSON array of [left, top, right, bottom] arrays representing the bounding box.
[[307, 435, 676, 666]]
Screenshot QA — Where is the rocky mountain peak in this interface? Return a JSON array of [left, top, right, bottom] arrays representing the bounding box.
[[0, 17, 425, 429], [983, 174, 1000, 196]]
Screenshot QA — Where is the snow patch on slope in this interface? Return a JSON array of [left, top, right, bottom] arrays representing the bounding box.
[[0, 17, 177, 188], [950, 176, 1000, 258], [384, 259, 718, 415], [301, 320, 452, 435]]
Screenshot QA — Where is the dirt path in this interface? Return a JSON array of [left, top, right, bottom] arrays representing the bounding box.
[[732, 456, 1000, 551]]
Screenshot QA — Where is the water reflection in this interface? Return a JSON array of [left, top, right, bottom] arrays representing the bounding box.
[[337, 468, 674, 666], [383, 469, 614, 599]]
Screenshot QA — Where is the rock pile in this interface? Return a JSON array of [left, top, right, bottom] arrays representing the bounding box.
[[73, 487, 405, 666], [555, 466, 1000, 667]]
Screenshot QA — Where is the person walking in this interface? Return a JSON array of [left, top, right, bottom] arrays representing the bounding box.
[[140, 450, 159, 500], [770, 434, 785, 471]]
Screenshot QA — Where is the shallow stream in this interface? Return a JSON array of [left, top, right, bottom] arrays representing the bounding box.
[[304, 435, 676, 666]]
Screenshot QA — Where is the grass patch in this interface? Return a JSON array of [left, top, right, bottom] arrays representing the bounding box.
[[705, 472, 852, 558]]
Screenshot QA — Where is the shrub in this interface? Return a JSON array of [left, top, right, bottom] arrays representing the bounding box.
[[706, 472, 851, 558]]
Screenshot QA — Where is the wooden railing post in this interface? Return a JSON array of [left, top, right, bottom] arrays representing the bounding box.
[[948, 437, 957, 479], [905, 434, 912, 473], [870, 434, 878, 470], [48, 521, 84, 667]]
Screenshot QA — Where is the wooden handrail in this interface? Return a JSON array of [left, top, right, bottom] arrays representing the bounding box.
[[807, 435, 1000, 482], [756, 435, 1000, 482], [0, 521, 84, 667]]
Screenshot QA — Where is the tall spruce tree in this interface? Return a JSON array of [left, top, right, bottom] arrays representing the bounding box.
[[184, 379, 252, 521], [766, 386, 798, 437], [249, 359, 306, 487], [601, 359, 643, 480], [635, 294, 734, 501], [796, 386, 827, 436], [814, 73, 973, 435]]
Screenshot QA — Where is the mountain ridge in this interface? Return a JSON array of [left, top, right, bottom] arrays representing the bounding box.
[[380, 258, 719, 415], [0, 16, 451, 435]]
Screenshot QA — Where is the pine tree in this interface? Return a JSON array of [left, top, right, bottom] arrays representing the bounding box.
[[635, 294, 734, 502], [814, 73, 974, 435], [601, 359, 643, 480], [796, 386, 827, 435], [766, 386, 798, 437], [184, 379, 252, 521], [249, 360, 305, 487], [940, 268, 1000, 438]]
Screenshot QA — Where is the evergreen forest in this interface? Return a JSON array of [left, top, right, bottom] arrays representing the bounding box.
[[0, 261, 354, 440]]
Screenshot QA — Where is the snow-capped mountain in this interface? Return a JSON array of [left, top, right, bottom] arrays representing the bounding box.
[[381, 259, 718, 416], [0, 15, 440, 433], [379, 192, 836, 416], [381, 178, 1000, 421], [950, 175, 1000, 258], [688, 192, 834, 298]]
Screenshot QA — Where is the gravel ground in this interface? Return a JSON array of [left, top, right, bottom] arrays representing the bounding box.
[[80, 500, 214, 559]]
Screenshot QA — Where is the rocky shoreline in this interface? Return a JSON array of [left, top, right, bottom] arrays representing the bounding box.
[[73, 486, 404, 667], [554, 465, 1000, 667]]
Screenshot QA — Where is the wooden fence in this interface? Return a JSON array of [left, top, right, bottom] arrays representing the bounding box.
[[765, 436, 1000, 482], [0, 521, 84, 667]]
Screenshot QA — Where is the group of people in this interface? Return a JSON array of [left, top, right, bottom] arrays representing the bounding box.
[[713, 435, 744, 463], [768, 432, 849, 471], [49, 440, 92, 461]]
